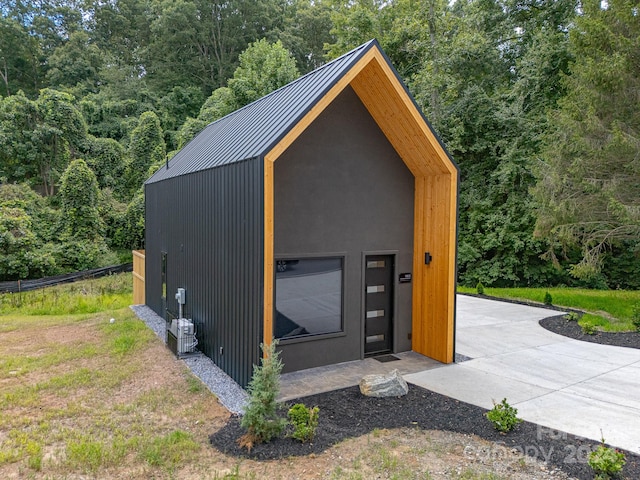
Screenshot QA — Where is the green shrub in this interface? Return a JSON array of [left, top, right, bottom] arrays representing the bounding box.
[[581, 323, 597, 335], [564, 311, 580, 322], [287, 403, 319, 443], [476, 282, 485, 295], [588, 438, 626, 479], [239, 340, 286, 450], [486, 398, 522, 433], [543, 291, 553, 305]]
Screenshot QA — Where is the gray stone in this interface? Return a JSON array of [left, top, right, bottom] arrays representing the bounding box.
[[359, 369, 409, 397]]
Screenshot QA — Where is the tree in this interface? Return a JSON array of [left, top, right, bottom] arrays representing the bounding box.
[[277, 0, 335, 74], [86, 0, 150, 70], [46, 30, 103, 94], [79, 89, 154, 143], [0, 91, 41, 184], [239, 341, 286, 450], [0, 16, 42, 97], [157, 86, 205, 150], [58, 158, 103, 240], [0, 183, 57, 280], [1, 1, 87, 97], [401, 0, 576, 287], [34, 88, 88, 195], [126, 111, 166, 196], [325, 0, 393, 59], [0, 206, 55, 280], [83, 135, 127, 192], [56, 158, 114, 271], [177, 40, 299, 148], [534, 0, 640, 280], [228, 39, 299, 106], [143, 0, 281, 95], [0, 88, 87, 196], [121, 190, 145, 250]]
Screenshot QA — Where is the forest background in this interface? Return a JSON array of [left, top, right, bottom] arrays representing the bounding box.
[[0, 0, 638, 289]]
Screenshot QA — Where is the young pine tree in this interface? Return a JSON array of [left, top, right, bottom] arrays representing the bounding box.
[[239, 340, 286, 450]]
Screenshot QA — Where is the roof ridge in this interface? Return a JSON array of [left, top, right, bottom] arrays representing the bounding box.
[[147, 39, 382, 184]]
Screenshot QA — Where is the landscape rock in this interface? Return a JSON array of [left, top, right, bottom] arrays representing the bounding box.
[[359, 369, 408, 397]]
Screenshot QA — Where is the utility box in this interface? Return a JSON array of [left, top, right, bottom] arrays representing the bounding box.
[[168, 318, 196, 355]]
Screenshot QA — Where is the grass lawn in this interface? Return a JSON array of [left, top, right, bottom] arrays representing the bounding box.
[[458, 286, 640, 332], [0, 274, 234, 479], [0, 274, 583, 479]]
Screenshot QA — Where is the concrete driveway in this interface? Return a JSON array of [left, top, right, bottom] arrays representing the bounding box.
[[405, 295, 640, 454]]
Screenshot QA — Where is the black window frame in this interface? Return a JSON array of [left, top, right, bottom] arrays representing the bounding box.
[[273, 254, 347, 344]]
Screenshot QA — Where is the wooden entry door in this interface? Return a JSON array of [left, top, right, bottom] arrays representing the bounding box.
[[364, 255, 394, 355]]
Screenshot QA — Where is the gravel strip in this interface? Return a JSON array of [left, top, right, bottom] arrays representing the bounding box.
[[130, 305, 248, 414], [183, 354, 248, 414], [130, 304, 166, 339]]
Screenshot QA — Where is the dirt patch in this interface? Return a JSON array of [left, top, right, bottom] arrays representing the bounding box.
[[107, 342, 190, 404], [0, 318, 102, 356]]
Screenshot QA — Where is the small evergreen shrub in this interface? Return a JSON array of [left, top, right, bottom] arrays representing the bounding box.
[[486, 398, 522, 433], [476, 282, 485, 295], [239, 340, 286, 451], [589, 436, 626, 479], [581, 323, 597, 335], [543, 291, 553, 305], [287, 403, 319, 443]]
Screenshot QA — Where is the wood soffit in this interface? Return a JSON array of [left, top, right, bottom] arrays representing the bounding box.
[[265, 46, 456, 180]]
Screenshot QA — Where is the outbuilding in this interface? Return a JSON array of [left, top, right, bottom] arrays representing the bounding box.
[[144, 40, 458, 387]]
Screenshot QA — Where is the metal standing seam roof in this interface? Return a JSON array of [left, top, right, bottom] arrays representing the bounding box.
[[145, 40, 378, 185]]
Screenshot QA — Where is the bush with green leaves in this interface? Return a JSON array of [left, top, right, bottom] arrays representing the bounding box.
[[476, 282, 485, 295], [0, 206, 57, 279], [564, 311, 580, 322], [239, 340, 286, 450], [55, 239, 118, 272], [589, 437, 626, 480], [581, 323, 597, 335], [543, 291, 553, 305], [287, 403, 319, 443], [486, 398, 522, 433]]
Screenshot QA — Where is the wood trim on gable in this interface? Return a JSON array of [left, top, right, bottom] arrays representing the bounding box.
[[264, 48, 378, 164], [263, 43, 457, 364]]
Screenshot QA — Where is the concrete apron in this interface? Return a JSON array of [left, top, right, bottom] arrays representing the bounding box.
[[405, 294, 640, 455]]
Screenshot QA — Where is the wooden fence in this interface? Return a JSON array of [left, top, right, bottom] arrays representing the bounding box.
[[132, 250, 145, 304]]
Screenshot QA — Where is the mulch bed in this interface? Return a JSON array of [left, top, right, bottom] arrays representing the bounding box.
[[210, 385, 640, 479], [540, 314, 640, 349], [211, 295, 640, 478], [465, 292, 640, 349]]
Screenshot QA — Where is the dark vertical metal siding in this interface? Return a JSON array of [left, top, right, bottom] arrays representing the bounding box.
[[144, 159, 264, 387], [144, 184, 166, 316]]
